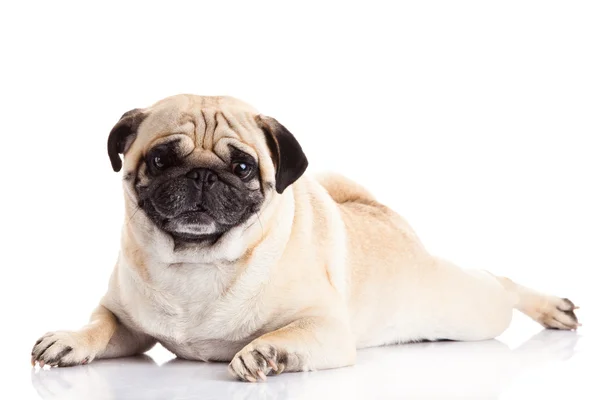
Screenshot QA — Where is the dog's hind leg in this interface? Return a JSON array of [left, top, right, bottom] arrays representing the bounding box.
[[400, 260, 578, 343], [491, 275, 580, 330]]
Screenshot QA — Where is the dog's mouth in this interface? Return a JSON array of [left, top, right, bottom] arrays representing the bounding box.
[[167, 229, 223, 244], [136, 199, 223, 243], [160, 210, 221, 240]]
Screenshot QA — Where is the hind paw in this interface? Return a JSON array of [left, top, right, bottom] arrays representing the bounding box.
[[537, 297, 581, 331]]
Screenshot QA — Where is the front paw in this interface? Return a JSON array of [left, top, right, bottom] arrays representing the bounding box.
[[31, 331, 94, 367], [228, 342, 296, 382]]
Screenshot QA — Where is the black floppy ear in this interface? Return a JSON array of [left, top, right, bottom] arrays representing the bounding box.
[[256, 115, 308, 194], [107, 109, 146, 172]]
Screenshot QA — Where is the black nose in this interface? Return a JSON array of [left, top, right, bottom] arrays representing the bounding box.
[[186, 168, 218, 188]]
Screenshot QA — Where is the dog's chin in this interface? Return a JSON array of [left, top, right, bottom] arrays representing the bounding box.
[[162, 212, 224, 244]]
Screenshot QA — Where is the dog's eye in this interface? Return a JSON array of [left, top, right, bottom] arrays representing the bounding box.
[[153, 156, 165, 169], [147, 146, 178, 173], [232, 162, 253, 179]]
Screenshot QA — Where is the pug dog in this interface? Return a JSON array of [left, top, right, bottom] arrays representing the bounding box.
[[31, 95, 580, 382]]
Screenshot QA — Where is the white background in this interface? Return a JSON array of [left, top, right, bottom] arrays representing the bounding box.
[[1, 1, 598, 399]]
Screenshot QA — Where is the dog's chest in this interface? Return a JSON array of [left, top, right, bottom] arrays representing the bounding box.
[[122, 261, 264, 360]]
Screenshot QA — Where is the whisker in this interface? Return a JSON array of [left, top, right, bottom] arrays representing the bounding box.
[[127, 205, 142, 225], [254, 211, 264, 238]]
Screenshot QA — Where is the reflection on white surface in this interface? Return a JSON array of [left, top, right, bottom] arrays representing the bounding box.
[[31, 330, 580, 400]]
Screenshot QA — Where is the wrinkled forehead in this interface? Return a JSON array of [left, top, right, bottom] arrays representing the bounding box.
[[132, 95, 262, 156]]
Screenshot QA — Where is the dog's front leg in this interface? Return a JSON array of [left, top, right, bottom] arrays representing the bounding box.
[[31, 305, 155, 367], [228, 316, 356, 382]]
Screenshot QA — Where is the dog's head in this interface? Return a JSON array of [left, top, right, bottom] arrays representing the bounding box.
[[107, 95, 307, 244]]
